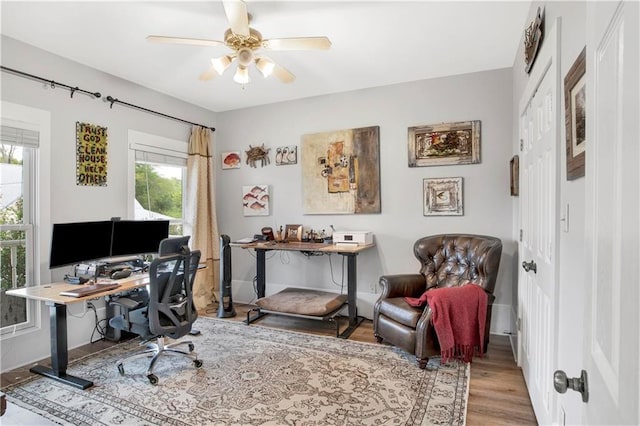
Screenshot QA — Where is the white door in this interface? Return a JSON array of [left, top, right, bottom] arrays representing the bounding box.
[[578, 1, 639, 423], [518, 20, 560, 426]]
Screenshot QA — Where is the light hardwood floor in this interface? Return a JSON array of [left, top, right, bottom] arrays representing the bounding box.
[[1, 303, 537, 425]]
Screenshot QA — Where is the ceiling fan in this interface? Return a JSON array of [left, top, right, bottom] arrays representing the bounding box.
[[147, 0, 331, 85]]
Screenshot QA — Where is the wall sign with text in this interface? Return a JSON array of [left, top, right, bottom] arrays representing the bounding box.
[[76, 122, 108, 186]]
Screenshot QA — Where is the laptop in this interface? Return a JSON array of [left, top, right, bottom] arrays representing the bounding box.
[[59, 283, 121, 298]]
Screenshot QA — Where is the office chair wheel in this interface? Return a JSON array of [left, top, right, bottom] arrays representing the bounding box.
[[194, 359, 203, 368], [117, 363, 125, 376], [188, 343, 195, 352], [147, 374, 159, 385]]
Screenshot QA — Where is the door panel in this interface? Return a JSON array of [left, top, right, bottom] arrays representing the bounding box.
[[582, 1, 639, 423], [518, 20, 560, 425]]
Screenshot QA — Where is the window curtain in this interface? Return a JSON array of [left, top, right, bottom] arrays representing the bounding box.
[[186, 126, 219, 310]]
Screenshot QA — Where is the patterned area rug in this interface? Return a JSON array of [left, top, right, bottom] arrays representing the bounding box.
[[4, 317, 469, 425]]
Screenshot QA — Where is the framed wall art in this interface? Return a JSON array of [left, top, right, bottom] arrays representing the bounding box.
[[564, 47, 586, 180], [408, 121, 480, 167], [510, 155, 519, 196], [221, 151, 241, 169], [423, 177, 463, 216], [524, 7, 544, 74], [275, 146, 297, 165], [242, 185, 269, 216], [301, 126, 380, 214], [285, 224, 303, 241]]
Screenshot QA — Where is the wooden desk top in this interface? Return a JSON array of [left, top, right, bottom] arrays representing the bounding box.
[[232, 241, 375, 254], [6, 274, 150, 305]]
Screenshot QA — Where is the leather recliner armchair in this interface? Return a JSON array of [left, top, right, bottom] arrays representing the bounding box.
[[373, 234, 502, 368]]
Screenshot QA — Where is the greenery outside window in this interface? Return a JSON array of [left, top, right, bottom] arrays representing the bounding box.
[[1, 128, 37, 333], [135, 157, 186, 236], [129, 130, 188, 238]]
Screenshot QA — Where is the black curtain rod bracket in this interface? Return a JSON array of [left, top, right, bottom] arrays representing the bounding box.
[[104, 95, 215, 132], [0, 65, 101, 99]]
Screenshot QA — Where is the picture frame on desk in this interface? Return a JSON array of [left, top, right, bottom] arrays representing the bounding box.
[[285, 224, 303, 242]]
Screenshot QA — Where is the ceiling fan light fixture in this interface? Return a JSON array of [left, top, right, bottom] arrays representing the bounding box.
[[255, 57, 275, 78], [211, 55, 234, 75], [233, 65, 250, 84], [237, 47, 254, 67]]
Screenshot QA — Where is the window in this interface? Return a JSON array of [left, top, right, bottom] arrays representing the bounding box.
[[129, 131, 188, 237], [1, 126, 37, 332]]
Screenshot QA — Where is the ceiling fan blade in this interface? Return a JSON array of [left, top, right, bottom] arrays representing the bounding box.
[[262, 37, 331, 51], [255, 55, 295, 83], [199, 66, 218, 81], [222, 0, 250, 37], [271, 62, 296, 84], [147, 35, 224, 48]]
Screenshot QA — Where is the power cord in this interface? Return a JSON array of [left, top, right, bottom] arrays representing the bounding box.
[[86, 302, 108, 343]]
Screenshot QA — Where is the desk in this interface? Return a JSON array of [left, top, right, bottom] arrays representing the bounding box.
[[6, 275, 149, 389], [234, 241, 374, 338]]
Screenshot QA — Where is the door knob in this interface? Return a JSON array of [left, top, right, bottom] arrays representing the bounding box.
[[553, 369, 589, 402], [522, 260, 537, 273]]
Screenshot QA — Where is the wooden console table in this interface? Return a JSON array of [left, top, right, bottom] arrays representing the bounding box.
[[233, 241, 374, 338]]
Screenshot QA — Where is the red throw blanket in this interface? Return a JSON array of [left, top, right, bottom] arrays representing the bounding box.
[[406, 284, 487, 363]]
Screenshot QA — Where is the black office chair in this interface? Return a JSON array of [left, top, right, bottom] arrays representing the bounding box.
[[109, 237, 202, 385]]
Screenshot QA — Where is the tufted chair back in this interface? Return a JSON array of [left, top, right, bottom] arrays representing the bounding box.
[[416, 234, 502, 292], [373, 234, 502, 368]]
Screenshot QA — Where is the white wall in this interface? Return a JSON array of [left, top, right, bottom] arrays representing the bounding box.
[[0, 36, 215, 372], [1, 36, 517, 373], [216, 68, 516, 331], [511, 2, 587, 424]]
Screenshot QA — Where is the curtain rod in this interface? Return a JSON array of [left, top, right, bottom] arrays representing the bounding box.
[[105, 96, 215, 132], [1, 65, 102, 99], [1, 65, 215, 132]]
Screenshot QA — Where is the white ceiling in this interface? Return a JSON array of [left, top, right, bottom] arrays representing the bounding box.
[[1, 1, 531, 112]]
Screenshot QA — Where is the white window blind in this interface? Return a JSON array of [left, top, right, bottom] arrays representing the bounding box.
[[1, 125, 40, 148]]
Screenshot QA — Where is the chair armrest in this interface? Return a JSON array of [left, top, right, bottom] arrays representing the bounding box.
[[378, 274, 426, 299], [109, 297, 141, 310]]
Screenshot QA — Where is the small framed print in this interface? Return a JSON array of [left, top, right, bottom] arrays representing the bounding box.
[[285, 224, 303, 241], [510, 155, 519, 196], [423, 177, 463, 216], [221, 152, 241, 169], [242, 185, 269, 216], [564, 47, 586, 180], [275, 146, 297, 165]]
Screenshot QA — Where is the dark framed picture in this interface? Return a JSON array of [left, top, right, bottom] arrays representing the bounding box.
[[408, 121, 480, 167], [510, 155, 519, 196], [564, 47, 586, 180], [285, 224, 302, 242]]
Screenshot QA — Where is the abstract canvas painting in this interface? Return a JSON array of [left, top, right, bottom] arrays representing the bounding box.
[[242, 185, 269, 216], [301, 126, 380, 214]]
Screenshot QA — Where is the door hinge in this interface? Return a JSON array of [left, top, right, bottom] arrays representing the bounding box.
[[519, 229, 523, 241], [517, 317, 521, 331], [520, 139, 524, 151]]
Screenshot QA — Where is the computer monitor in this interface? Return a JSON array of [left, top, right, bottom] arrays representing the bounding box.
[[110, 220, 170, 257], [49, 221, 113, 268]]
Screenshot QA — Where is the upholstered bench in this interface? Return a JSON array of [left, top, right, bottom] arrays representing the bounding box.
[[245, 287, 348, 336]]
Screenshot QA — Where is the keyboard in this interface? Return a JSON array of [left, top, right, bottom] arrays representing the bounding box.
[[59, 283, 121, 298]]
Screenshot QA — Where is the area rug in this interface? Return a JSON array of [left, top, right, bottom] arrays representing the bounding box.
[[4, 317, 469, 425]]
